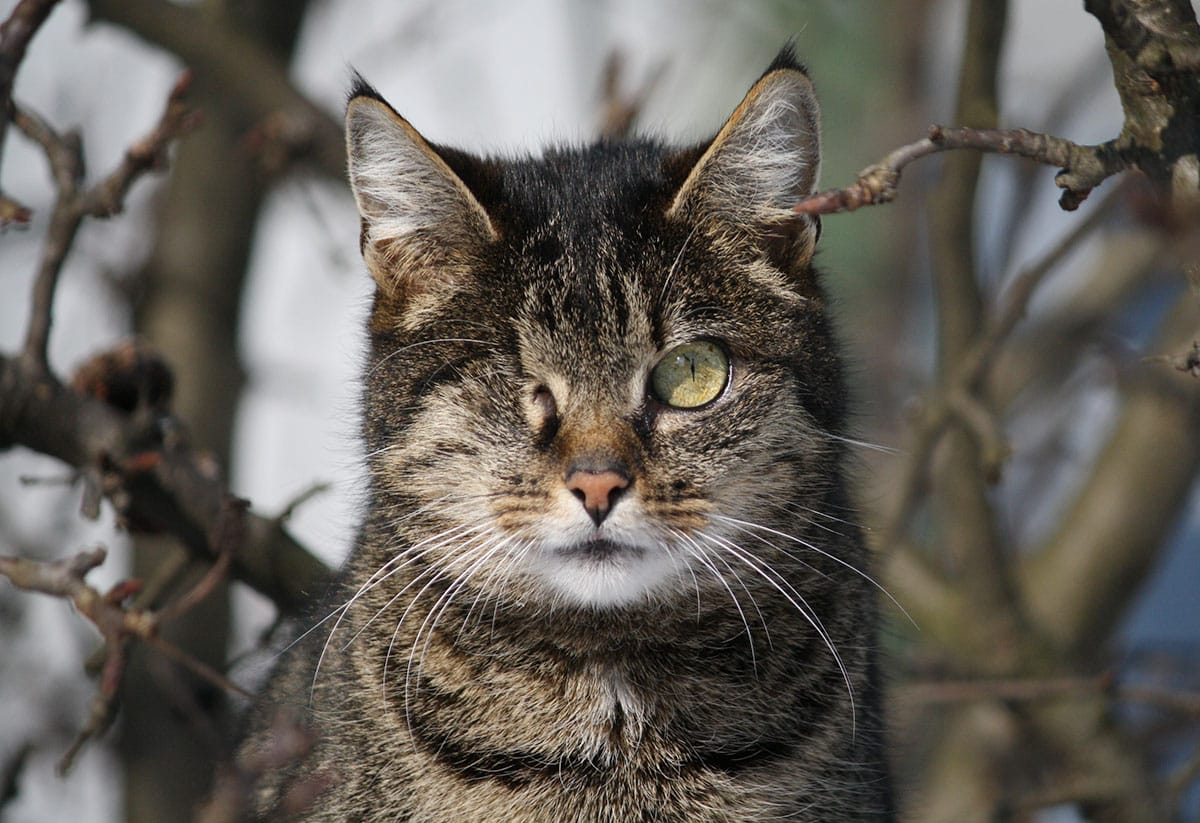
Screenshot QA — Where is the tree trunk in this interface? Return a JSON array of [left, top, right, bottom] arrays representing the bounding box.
[[119, 2, 311, 819]]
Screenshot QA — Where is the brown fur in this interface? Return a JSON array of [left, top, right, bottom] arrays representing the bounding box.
[[241, 48, 891, 821]]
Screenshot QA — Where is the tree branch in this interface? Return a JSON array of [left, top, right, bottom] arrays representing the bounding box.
[[924, 0, 1018, 651], [597, 51, 665, 140], [84, 0, 345, 180], [1, 69, 330, 612], [0, 0, 63, 226], [1020, 296, 1200, 651], [80, 70, 203, 217], [12, 72, 200, 372], [1084, 0, 1200, 207], [0, 352, 331, 611], [794, 126, 1124, 216], [794, 0, 1200, 220], [0, 525, 253, 772]]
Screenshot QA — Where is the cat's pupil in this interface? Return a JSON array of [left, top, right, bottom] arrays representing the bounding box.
[[649, 340, 730, 409]]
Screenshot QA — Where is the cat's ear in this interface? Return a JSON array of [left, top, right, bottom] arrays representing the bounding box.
[[667, 50, 821, 266], [345, 77, 497, 299]]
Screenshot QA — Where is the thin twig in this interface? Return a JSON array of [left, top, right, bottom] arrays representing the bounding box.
[[144, 634, 252, 700], [793, 126, 1123, 217], [0, 352, 331, 611], [13, 105, 83, 372], [13, 74, 199, 371], [79, 70, 202, 218], [85, 0, 345, 179], [157, 495, 245, 624], [877, 183, 1124, 553], [0, 0, 63, 226], [0, 741, 33, 809], [275, 482, 330, 525], [962, 181, 1128, 386], [0, 543, 252, 769]]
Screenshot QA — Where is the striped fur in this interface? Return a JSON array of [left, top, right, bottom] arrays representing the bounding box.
[[241, 46, 892, 821]]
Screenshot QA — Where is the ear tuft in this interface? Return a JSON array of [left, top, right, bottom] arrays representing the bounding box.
[[668, 55, 821, 264], [764, 41, 808, 76], [347, 70, 386, 108], [345, 82, 496, 299]]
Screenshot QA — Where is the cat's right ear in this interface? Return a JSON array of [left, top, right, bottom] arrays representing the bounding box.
[[345, 78, 497, 300], [667, 49, 821, 271]]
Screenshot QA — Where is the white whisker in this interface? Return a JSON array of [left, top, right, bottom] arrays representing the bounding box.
[[696, 530, 856, 729], [712, 514, 914, 627], [367, 337, 494, 377]]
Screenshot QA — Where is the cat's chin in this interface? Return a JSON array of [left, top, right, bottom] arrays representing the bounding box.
[[532, 538, 679, 609]]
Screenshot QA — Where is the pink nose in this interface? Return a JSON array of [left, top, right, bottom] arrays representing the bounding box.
[[565, 468, 630, 526]]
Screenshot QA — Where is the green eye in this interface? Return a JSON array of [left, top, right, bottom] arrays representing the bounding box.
[[650, 341, 730, 408]]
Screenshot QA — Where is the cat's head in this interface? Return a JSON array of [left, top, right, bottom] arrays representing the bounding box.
[[345, 49, 850, 612]]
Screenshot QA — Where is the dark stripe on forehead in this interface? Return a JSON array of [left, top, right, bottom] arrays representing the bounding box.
[[606, 264, 631, 336]]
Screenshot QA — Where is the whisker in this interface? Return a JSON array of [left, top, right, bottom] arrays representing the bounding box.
[[457, 536, 526, 641], [820, 430, 899, 455], [379, 533, 498, 700], [310, 523, 495, 696], [712, 514, 914, 627], [367, 337, 494, 377], [696, 530, 856, 730], [394, 536, 508, 737], [302, 522, 486, 695], [412, 534, 510, 675], [669, 528, 766, 669], [658, 222, 701, 307]]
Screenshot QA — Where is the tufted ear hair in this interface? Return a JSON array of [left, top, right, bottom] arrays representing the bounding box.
[[345, 76, 497, 300], [667, 48, 822, 267]]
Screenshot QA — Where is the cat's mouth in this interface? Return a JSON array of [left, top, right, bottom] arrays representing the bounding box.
[[558, 537, 645, 562], [535, 534, 676, 606]]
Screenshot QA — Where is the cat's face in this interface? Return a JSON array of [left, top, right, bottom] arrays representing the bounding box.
[[347, 60, 846, 612]]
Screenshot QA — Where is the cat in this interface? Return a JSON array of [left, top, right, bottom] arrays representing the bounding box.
[[238, 46, 892, 821]]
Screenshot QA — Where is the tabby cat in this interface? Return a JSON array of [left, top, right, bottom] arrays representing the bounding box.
[[241, 46, 891, 821]]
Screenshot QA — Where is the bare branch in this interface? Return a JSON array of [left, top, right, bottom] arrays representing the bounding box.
[[0, 51, 329, 618], [1084, 0, 1200, 208], [197, 713, 326, 823], [0, 500, 256, 770], [84, 0, 345, 179], [1144, 339, 1200, 377], [79, 70, 203, 218], [0, 741, 33, 809], [0, 351, 331, 611], [0, 0, 63, 225], [1021, 296, 1200, 650], [898, 673, 1200, 715], [12, 74, 200, 371], [597, 52, 666, 140], [275, 482, 331, 526], [794, 126, 1125, 217], [797, 0, 1200, 222], [156, 495, 244, 625], [12, 104, 83, 372], [925, 0, 1016, 637]]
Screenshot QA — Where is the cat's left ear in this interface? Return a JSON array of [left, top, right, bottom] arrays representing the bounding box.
[[668, 52, 821, 267], [345, 77, 497, 301]]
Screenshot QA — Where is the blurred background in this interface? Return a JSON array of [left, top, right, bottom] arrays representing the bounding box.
[[1, 0, 1198, 820]]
